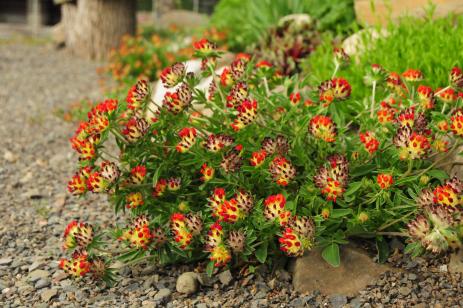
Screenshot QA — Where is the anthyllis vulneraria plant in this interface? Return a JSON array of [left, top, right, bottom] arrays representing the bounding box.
[[62, 39, 463, 284]]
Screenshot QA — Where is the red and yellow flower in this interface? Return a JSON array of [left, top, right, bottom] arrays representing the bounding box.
[[220, 67, 234, 87], [208, 188, 226, 217], [170, 213, 193, 249], [122, 116, 149, 142], [359, 131, 380, 154], [160, 62, 185, 88], [63, 221, 93, 250], [226, 81, 248, 109], [289, 92, 301, 106], [417, 85, 435, 110], [437, 87, 457, 103], [193, 38, 216, 57], [126, 79, 149, 110], [309, 115, 336, 142], [450, 109, 463, 137], [87, 171, 109, 193], [450, 66, 463, 89], [204, 134, 234, 152], [200, 163, 215, 182], [176, 127, 197, 153], [268, 156, 296, 186], [402, 69, 423, 82], [152, 178, 167, 198], [263, 194, 291, 226], [386, 72, 407, 97], [319, 78, 351, 104], [126, 192, 144, 209], [130, 165, 146, 184], [394, 126, 430, 160], [119, 216, 153, 250], [68, 167, 91, 195], [377, 101, 397, 124], [231, 99, 258, 131], [314, 154, 349, 202], [59, 251, 91, 278], [163, 83, 193, 115], [167, 177, 181, 191], [377, 174, 393, 190], [250, 149, 267, 167]]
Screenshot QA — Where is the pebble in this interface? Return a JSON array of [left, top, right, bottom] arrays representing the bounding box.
[[330, 294, 348, 308], [41, 288, 58, 302], [218, 270, 233, 286], [28, 270, 50, 282], [176, 272, 199, 294], [35, 278, 51, 289], [0, 258, 13, 265], [153, 288, 172, 302]]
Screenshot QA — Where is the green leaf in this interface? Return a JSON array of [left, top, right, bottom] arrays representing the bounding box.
[[350, 164, 376, 178], [426, 169, 449, 181], [376, 236, 390, 263], [255, 242, 268, 263], [322, 243, 340, 267], [330, 208, 353, 218], [206, 261, 215, 277]]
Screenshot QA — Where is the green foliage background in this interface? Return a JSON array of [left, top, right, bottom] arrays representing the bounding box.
[[210, 0, 356, 51]]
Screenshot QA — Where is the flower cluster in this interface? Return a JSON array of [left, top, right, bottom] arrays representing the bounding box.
[[63, 40, 463, 281]]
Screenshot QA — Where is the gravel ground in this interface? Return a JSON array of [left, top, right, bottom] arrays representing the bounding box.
[[0, 43, 462, 307]]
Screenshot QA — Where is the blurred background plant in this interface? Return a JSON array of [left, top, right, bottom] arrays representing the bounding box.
[[302, 13, 463, 101], [210, 0, 356, 51]]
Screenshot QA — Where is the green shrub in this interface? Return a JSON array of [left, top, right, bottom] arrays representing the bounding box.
[[60, 39, 463, 284], [210, 0, 355, 51]]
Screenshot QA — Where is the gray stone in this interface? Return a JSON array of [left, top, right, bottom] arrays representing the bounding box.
[[28, 269, 50, 282], [449, 250, 463, 274], [196, 304, 208, 308], [153, 288, 171, 302], [41, 288, 58, 302], [329, 294, 348, 308], [291, 246, 390, 296], [196, 273, 214, 286], [176, 272, 199, 295], [399, 286, 411, 296], [28, 260, 44, 272], [0, 257, 13, 265], [218, 270, 233, 286], [35, 278, 51, 289]]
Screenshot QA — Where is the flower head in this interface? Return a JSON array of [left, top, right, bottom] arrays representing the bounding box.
[[450, 66, 463, 89], [176, 127, 197, 153], [200, 163, 215, 182], [221, 147, 243, 173], [393, 126, 430, 160], [160, 62, 185, 88], [231, 58, 247, 81], [59, 251, 91, 278], [437, 87, 457, 103], [314, 154, 349, 201], [130, 165, 146, 184], [402, 69, 423, 82], [227, 230, 246, 253], [269, 156, 296, 186], [289, 92, 301, 106], [126, 80, 149, 110], [309, 115, 336, 142], [227, 82, 248, 109], [119, 216, 153, 250], [263, 194, 291, 226], [204, 134, 234, 152], [377, 174, 393, 189], [377, 101, 397, 124], [193, 39, 216, 57], [319, 78, 351, 104], [220, 67, 234, 87], [152, 178, 167, 198], [63, 221, 93, 250], [68, 168, 91, 195], [208, 188, 226, 217], [333, 47, 350, 67], [87, 171, 109, 193], [126, 192, 144, 209], [100, 161, 120, 184], [163, 83, 192, 115], [417, 85, 435, 110], [209, 244, 231, 267], [167, 177, 181, 191], [359, 131, 380, 154], [170, 213, 193, 249], [250, 149, 267, 167], [122, 116, 149, 142], [416, 188, 435, 208], [433, 177, 463, 207], [450, 109, 463, 137], [231, 99, 258, 131], [185, 213, 203, 236], [261, 135, 289, 155]]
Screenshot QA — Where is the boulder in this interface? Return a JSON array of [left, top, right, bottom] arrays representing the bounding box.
[[291, 245, 390, 296]]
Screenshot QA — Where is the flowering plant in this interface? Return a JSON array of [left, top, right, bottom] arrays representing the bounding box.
[[62, 40, 463, 283]]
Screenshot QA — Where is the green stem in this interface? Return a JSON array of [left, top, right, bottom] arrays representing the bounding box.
[[370, 81, 376, 118]]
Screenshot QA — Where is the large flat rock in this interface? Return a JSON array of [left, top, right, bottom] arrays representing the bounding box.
[[291, 246, 390, 296]]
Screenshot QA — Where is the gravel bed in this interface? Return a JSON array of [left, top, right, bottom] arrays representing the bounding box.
[[0, 43, 462, 307]]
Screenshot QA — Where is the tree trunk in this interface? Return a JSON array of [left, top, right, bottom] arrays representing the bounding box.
[[61, 0, 136, 60]]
